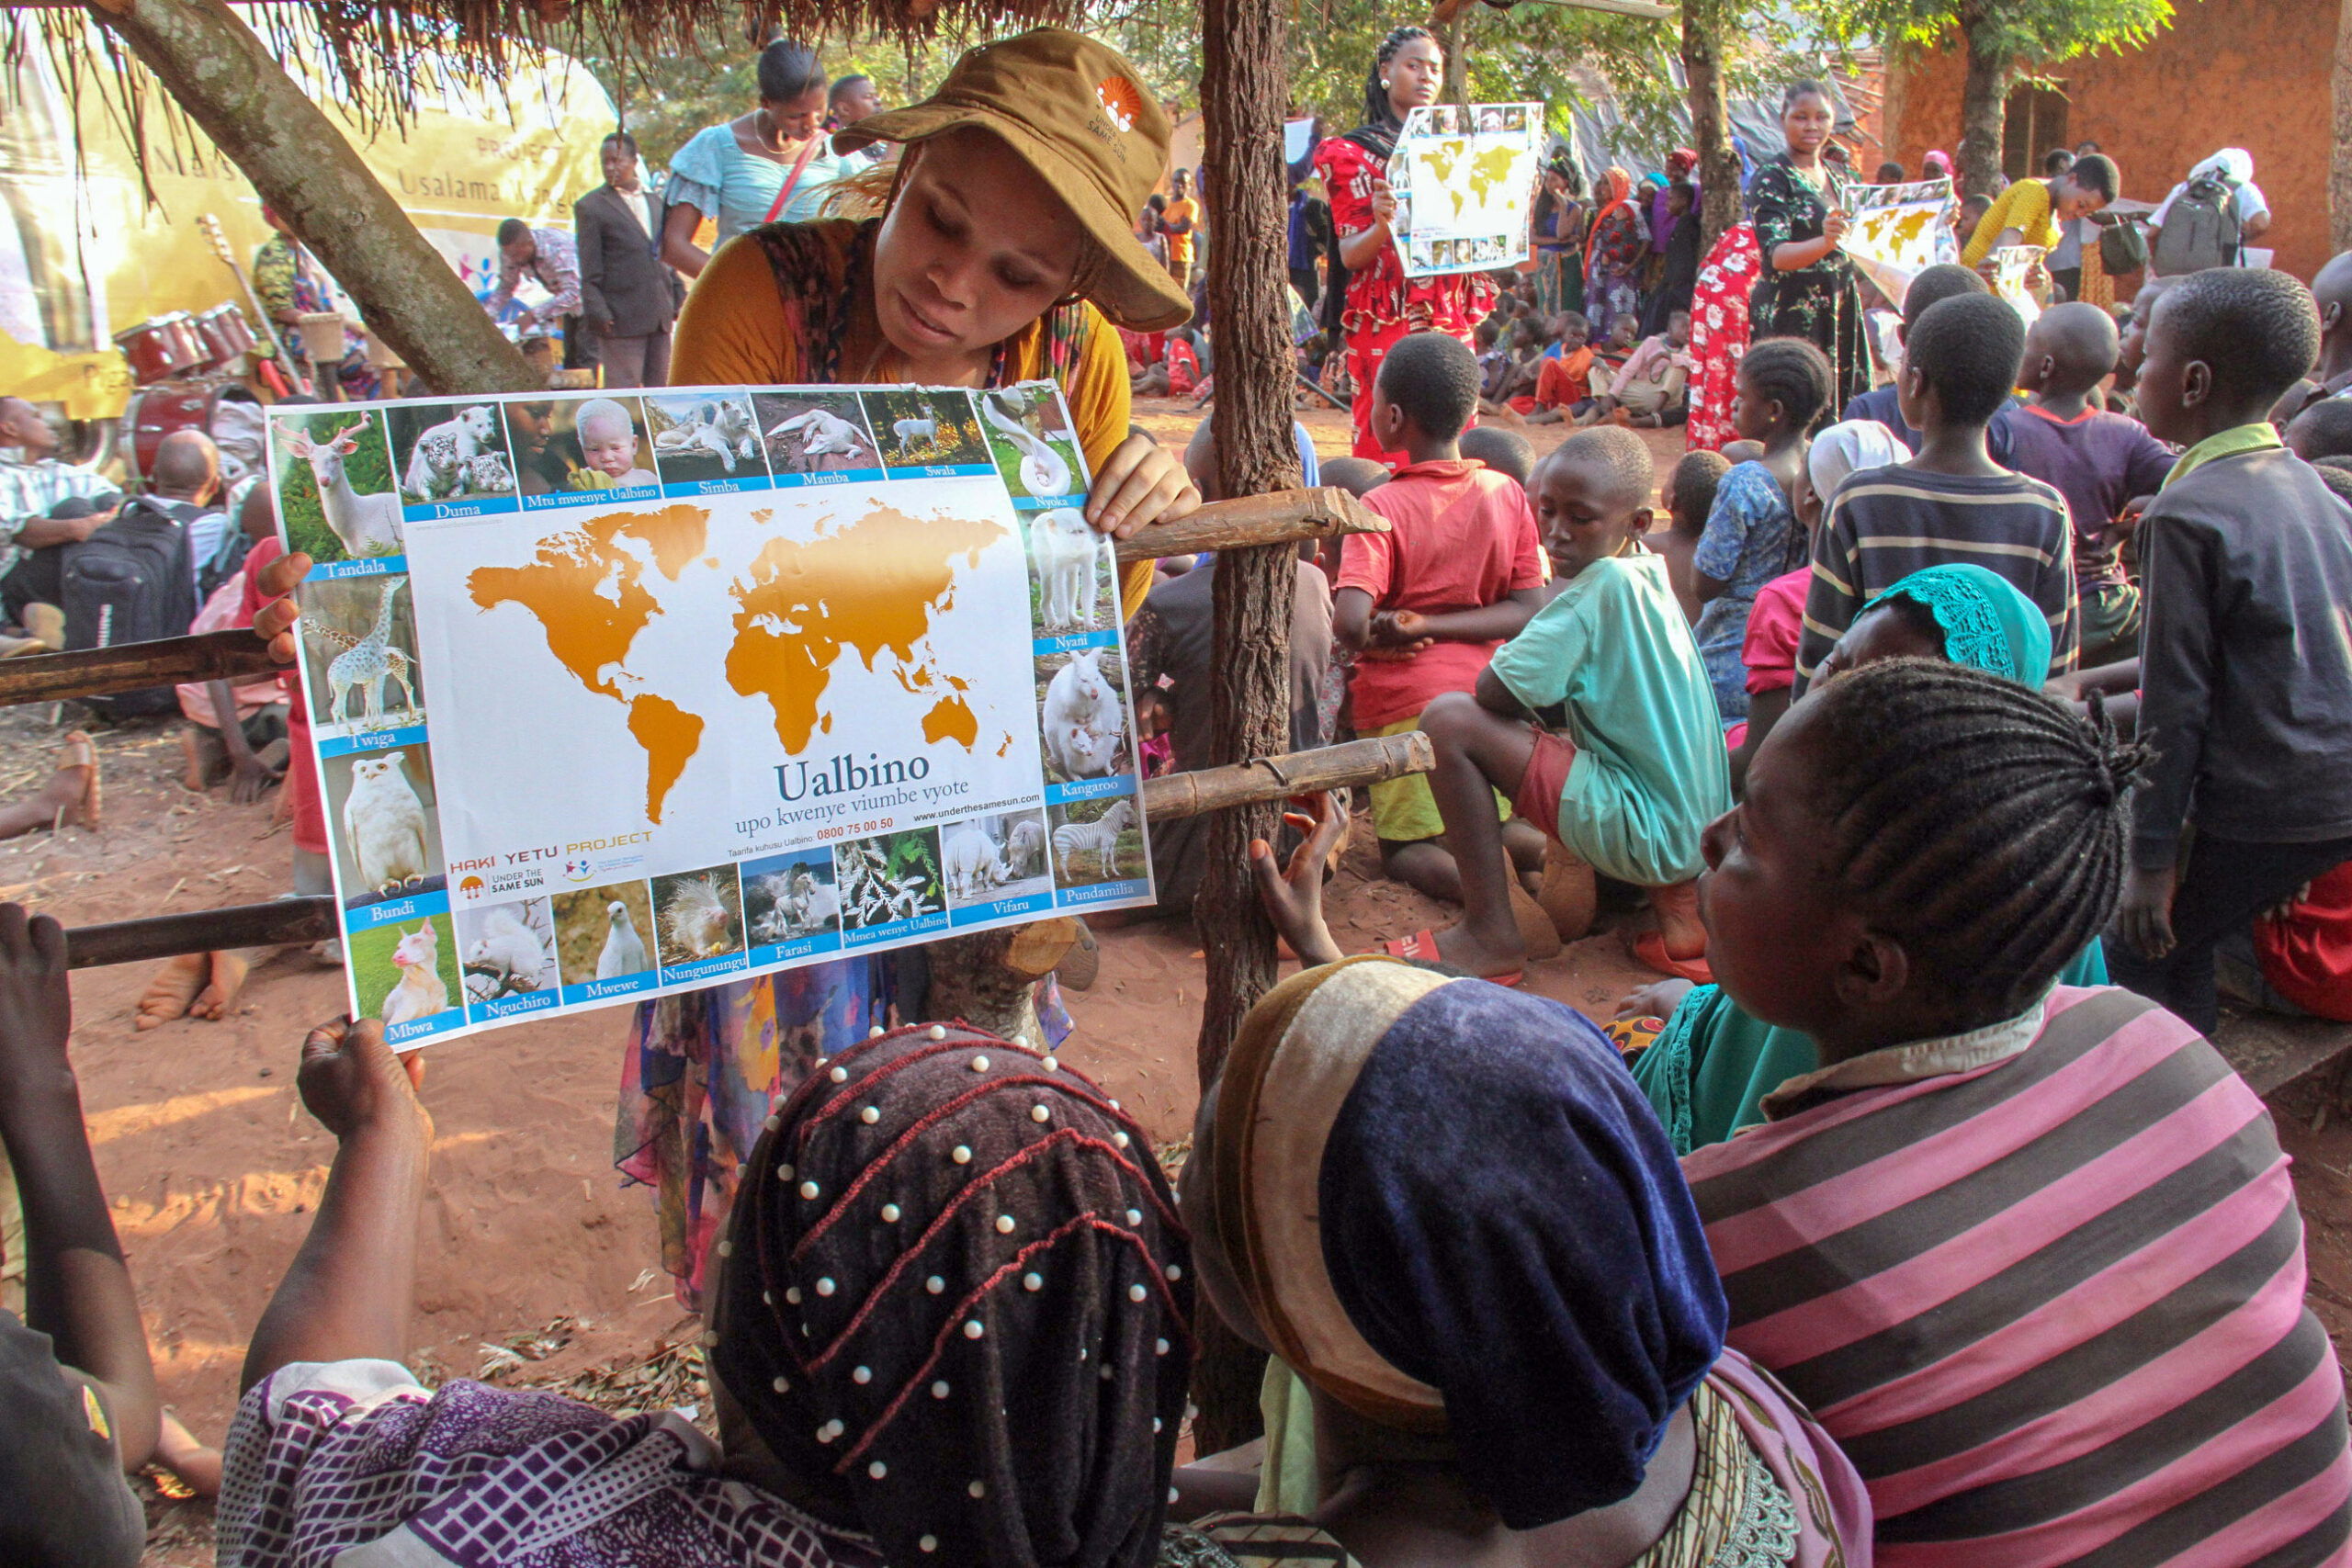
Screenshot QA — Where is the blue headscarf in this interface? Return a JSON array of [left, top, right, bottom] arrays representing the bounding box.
[[1863, 562, 2053, 685], [1208, 958, 1724, 1529]]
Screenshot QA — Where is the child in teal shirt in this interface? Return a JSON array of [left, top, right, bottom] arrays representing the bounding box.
[[1380, 426, 1732, 983]]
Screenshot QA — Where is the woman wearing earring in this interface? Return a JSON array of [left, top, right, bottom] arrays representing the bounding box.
[[1747, 79, 1867, 413], [1311, 26, 1499, 460], [661, 39, 859, 277]]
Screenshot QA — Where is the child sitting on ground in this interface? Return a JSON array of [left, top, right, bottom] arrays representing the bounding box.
[[1498, 319, 1545, 409], [1797, 292, 2080, 686], [1370, 427, 1732, 982], [1521, 312, 1596, 423], [2003, 300, 2176, 667], [1586, 310, 1694, 428], [1473, 319, 1512, 412], [573, 398, 657, 490], [2110, 266, 2352, 1033], [1336, 332, 1548, 901], [1691, 337, 1833, 726], [1653, 448, 1729, 625]]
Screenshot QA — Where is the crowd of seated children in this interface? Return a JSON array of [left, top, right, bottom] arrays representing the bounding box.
[[1652, 447, 1728, 624], [2109, 266, 2352, 1033], [1796, 291, 2080, 688], [1370, 428, 1732, 985], [1584, 309, 1693, 428], [1333, 332, 1548, 904], [1689, 337, 1833, 726], [2002, 300, 2176, 666]]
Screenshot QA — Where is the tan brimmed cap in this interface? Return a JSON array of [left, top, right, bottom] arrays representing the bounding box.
[[831, 28, 1195, 332]]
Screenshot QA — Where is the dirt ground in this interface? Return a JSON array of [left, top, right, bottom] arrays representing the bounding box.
[[10, 403, 2348, 1558]]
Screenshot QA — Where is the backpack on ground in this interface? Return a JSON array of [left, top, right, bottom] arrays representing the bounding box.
[[62, 497, 197, 717], [2150, 175, 2242, 276]]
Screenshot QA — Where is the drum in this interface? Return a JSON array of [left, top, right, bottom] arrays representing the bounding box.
[[113, 312, 206, 384], [192, 302, 258, 369], [123, 380, 220, 481]]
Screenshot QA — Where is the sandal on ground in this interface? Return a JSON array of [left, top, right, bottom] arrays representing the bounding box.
[[1631, 930, 1713, 984]]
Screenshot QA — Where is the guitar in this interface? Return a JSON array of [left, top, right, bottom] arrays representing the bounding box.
[[197, 211, 308, 394]]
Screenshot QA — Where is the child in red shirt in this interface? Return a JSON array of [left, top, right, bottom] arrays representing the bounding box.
[[1336, 331, 1547, 899], [1523, 312, 1595, 423]]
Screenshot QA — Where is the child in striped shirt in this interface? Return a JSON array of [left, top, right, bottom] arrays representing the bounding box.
[[1795, 292, 2079, 689]]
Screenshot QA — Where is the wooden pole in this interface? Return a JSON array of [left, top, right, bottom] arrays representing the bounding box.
[[58, 736, 1436, 970], [0, 491, 1388, 709], [81, 0, 539, 398], [1194, 0, 1296, 1456]]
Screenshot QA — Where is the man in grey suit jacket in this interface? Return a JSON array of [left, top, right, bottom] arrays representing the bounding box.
[[573, 132, 684, 389]]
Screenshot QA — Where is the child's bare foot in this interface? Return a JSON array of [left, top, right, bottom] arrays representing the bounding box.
[[136, 953, 209, 1031], [154, 1411, 221, 1498], [1426, 919, 1527, 981], [188, 950, 251, 1020]]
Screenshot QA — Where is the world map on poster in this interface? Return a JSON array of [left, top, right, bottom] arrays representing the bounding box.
[[1412, 142, 1532, 225], [465, 501, 1004, 824]]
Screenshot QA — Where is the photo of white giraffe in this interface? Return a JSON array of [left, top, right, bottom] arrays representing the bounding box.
[[297, 572, 425, 738]]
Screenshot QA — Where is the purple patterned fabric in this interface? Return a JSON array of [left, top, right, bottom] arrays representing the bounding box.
[[216, 1360, 881, 1568]]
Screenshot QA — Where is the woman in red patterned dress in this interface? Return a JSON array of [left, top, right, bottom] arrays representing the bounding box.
[[1684, 220, 1762, 452], [1312, 26, 1498, 461]]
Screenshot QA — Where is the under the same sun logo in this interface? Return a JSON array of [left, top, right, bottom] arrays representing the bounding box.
[[1096, 75, 1142, 134]]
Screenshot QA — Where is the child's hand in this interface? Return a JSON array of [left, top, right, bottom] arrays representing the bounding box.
[[251, 551, 312, 667], [2117, 863, 2178, 963], [297, 1018, 430, 1144], [1249, 794, 1348, 968], [1615, 977, 1694, 1021], [1369, 609, 1430, 646], [0, 904, 72, 1092]]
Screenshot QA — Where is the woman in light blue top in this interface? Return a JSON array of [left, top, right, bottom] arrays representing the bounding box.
[[660, 40, 860, 276]]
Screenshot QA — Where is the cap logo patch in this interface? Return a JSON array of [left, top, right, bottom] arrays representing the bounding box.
[[1096, 76, 1142, 134]]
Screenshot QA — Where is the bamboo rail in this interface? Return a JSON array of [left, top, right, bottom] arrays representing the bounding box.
[[59, 734, 1431, 970], [0, 489, 1385, 709]]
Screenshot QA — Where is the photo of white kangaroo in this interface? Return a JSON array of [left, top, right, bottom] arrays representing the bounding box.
[[1039, 648, 1129, 782]]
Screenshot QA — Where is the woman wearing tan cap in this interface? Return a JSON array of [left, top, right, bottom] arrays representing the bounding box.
[[627, 29, 1203, 1316], [673, 26, 1200, 607]]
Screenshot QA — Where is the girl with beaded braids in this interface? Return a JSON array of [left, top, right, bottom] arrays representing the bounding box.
[[1312, 27, 1502, 461], [215, 1016, 1216, 1568]]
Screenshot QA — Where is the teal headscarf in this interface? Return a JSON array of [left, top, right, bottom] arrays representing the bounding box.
[[1860, 563, 2053, 686], [1634, 561, 2099, 1156]]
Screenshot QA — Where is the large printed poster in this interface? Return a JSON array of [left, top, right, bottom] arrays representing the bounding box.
[[1389, 102, 1543, 279], [268, 382, 1152, 1048]]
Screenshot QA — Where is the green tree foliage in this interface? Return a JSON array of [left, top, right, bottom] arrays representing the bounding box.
[[1812, 0, 2178, 194]]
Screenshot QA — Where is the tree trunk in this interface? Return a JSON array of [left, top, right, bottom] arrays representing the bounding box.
[[1192, 0, 1297, 1459], [1956, 10, 2013, 199], [1683, 0, 1740, 250], [84, 0, 537, 398], [1439, 16, 1470, 107], [2335, 0, 2352, 253]]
